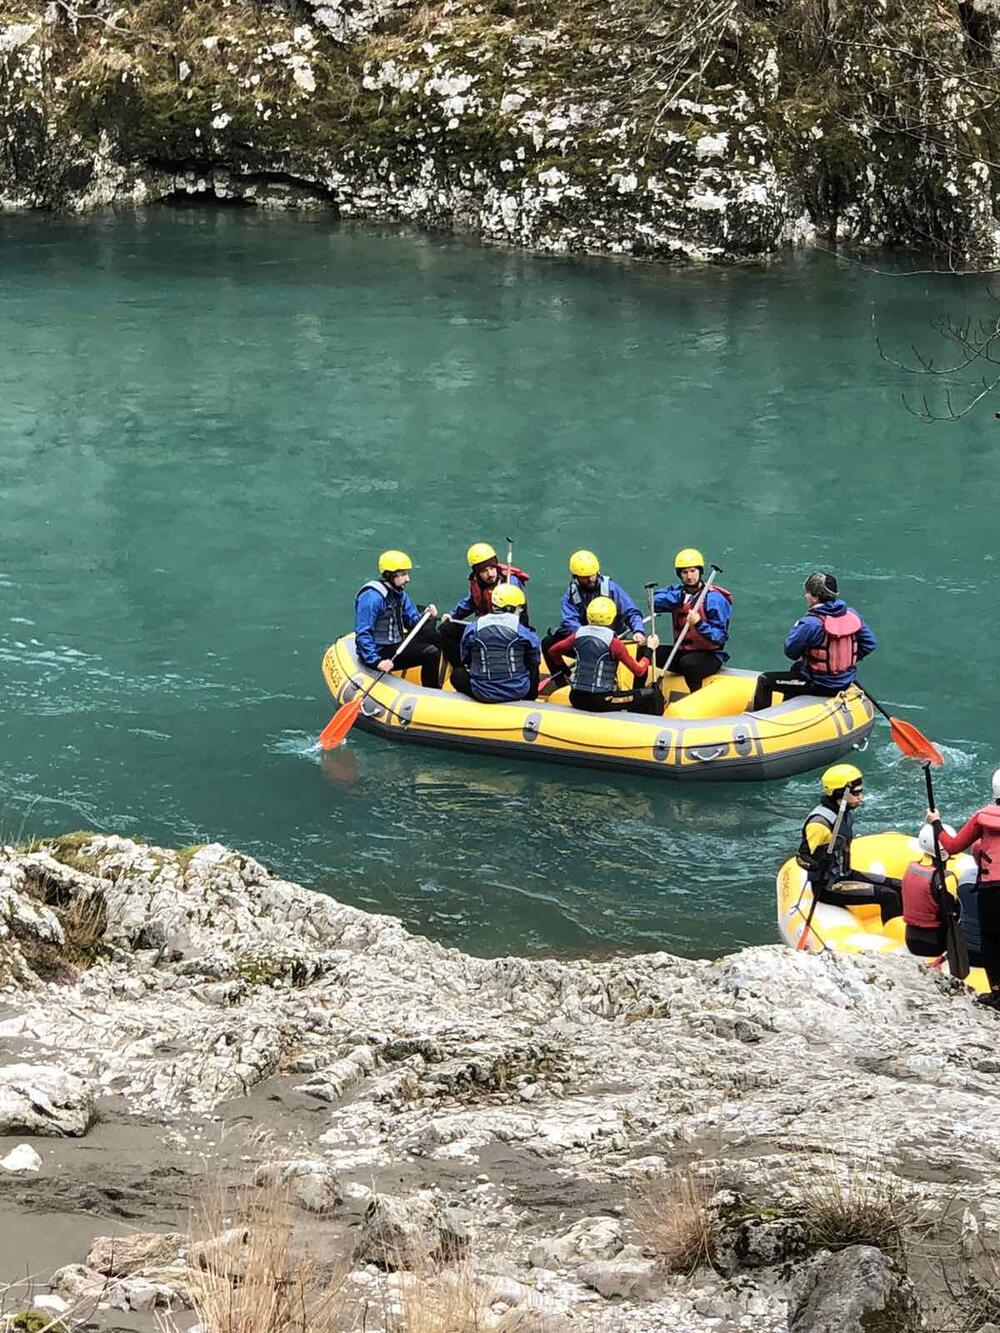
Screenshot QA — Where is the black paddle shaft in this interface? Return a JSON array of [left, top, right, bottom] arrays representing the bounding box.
[[923, 763, 970, 980]]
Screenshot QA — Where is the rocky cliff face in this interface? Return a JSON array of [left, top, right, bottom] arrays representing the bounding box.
[[1, 834, 999, 1330], [1, 0, 998, 261]]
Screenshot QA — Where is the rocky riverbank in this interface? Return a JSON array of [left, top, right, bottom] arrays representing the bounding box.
[[2, 0, 999, 261], [1, 833, 999, 1331]]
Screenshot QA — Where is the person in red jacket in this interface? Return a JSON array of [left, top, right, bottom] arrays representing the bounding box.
[[928, 767, 1000, 1005], [547, 596, 658, 714], [901, 822, 956, 959]]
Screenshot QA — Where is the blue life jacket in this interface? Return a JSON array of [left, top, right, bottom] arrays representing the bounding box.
[[572, 625, 618, 694], [356, 579, 405, 647], [568, 575, 611, 612], [959, 877, 983, 954], [462, 612, 537, 702]]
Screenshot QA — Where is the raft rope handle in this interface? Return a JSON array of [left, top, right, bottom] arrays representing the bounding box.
[[346, 676, 858, 754]]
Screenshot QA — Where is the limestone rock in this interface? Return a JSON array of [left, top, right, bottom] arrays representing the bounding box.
[[528, 1216, 624, 1270], [577, 1250, 664, 1300], [789, 1245, 922, 1333], [355, 1191, 471, 1269], [254, 1159, 343, 1214], [86, 1230, 184, 1277], [0, 1063, 94, 1136], [0, 1142, 42, 1171]]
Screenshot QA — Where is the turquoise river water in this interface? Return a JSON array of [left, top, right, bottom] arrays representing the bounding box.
[[1, 210, 998, 959]]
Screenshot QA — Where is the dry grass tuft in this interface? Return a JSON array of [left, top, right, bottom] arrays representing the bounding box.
[[167, 1181, 350, 1333], [384, 1264, 540, 1332], [629, 1169, 717, 1274], [793, 1155, 916, 1263]]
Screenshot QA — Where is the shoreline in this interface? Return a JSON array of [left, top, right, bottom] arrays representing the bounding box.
[[1, 833, 997, 1330]]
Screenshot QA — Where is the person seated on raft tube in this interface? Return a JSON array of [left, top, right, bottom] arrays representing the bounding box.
[[649, 547, 732, 693], [541, 549, 646, 674], [438, 542, 531, 670], [546, 596, 659, 715], [927, 769, 1000, 1006], [901, 822, 959, 959], [749, 572, 876, 713], [797, 763, 903, 925], [451, 583, 542, 704], [354, 549, 439, 688]]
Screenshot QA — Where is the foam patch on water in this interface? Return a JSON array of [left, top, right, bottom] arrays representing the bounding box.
[[270, 732, 323, 761]]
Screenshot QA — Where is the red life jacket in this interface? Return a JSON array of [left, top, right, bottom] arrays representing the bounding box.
[[901, 861, 942, 930], [469, 564, 531, 615], [802, 608, 862, 677], [670, 585, 732, 654], [973, 806, 1000, 882]]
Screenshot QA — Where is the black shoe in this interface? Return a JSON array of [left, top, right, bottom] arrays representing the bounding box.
[[975, 990, 1000, 1008]]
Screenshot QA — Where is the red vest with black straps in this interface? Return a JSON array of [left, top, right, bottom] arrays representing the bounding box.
[[802, 607, 862, 676], [670, 585, 732, 654], [469, 564, 530, 615], [901, 861, 942, 930], [972, 806, 1000, 883]]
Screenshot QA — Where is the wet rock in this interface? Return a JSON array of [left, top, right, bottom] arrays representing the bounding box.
[[0, 1063, 94, 1136], [355, 1190, 471, 1269], [789, 1245, 922, 1333]]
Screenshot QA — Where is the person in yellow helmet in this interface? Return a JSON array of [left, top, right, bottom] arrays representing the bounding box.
[[354, 550, 440, 687], [450, 583, 542, 703], [797, 764, 902, 923], [438, 542, 531, 672], [648, 548, 732, 693], [541, 550, 645, 674], [546, 597, 657, 713]]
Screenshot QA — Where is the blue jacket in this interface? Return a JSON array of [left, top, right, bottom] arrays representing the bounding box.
[[354, 581, 421, 667], [460, 613, 541, 703], [784, 597, 876, 689], [447, 573, 525, 621], [560, 577, 644, 636], [652, 583, 731, 662]]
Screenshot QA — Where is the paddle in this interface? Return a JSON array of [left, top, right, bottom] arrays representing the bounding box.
[[796, 788, 851, 951], [660, 564, 722, 677], [923, 762, 970, 980], [504, 535, 514, 582], [644, 581, 658, 685], [857, 685, 943, 764], [319, 608, 434, 751]]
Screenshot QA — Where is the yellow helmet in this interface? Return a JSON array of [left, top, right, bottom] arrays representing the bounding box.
[[569, 549, 600, 578], [675, 548, 705, 571], [821, 763, 863, 797], [467, 542, 497, 567], [492, 583, 526, 611], [378, 549, 412, 574], [586, 596, 618, 627]]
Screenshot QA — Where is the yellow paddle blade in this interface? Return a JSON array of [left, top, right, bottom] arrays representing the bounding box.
[[318, 695, 363, 750]]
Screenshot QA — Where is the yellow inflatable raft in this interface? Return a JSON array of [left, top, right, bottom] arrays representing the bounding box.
[[322, 634, 875, 782], [776, 832, 988, 993]]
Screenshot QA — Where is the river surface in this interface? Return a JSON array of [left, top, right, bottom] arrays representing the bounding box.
[[1, 210, 997, 959]]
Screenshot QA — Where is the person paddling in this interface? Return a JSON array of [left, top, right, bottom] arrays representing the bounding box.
[[354, 550, 439, 688], [546, 596, 658, 714], [798, 764, 903, 924], [439, 542, 530, 671], [650, 548, 732, 692], [750, 572, 876, 713], [902, 823, 957, 959], [927, 769, 1000, 1005]]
